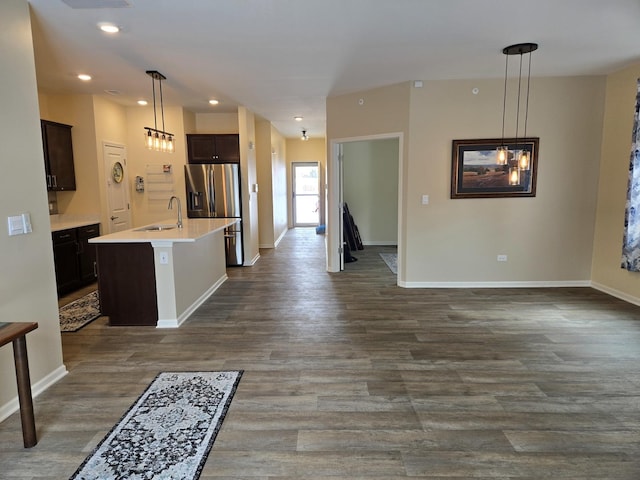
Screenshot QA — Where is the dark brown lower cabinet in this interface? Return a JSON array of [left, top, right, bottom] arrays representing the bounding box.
[[78, 224, 99, 284], [95, 243, 158, 326], [52, 229, 80, 294], [52, 224, 100, 295]]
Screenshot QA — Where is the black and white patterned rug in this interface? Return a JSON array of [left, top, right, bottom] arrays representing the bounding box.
[[59, 290, 101, 332], [379, 253, 398, 274], [70, 371, 243, 480]]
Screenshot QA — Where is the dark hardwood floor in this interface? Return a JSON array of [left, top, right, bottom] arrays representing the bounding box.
[[2, 227, 640, 478]]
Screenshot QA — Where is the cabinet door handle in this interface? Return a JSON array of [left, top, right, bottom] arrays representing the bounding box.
[[52, 175, 57, 188], [93, 261, 97, 277], [46, 175, 51, 188]]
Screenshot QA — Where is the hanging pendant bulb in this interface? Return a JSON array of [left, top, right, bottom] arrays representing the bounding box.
[[496, 146, 508, 165], [145, 129, 153, 150], [161, 134, 168, 152], [509, 166, 521, 185], [518, 150, 530, 170], [167, 135, 174, 154]]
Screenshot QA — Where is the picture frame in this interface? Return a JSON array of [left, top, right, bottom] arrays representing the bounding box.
[[451, 137, 539, 199]]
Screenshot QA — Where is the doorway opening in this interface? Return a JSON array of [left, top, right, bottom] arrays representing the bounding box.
[[327, 133, 404, 282], [292, 162, 320, 227]]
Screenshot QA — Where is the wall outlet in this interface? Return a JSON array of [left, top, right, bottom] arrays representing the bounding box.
[[497, 254, 508, 262], [159, 252, 169, 264]]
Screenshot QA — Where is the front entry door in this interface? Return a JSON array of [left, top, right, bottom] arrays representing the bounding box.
[[103, 143, 132, 233], [292, 162, 320, 227]]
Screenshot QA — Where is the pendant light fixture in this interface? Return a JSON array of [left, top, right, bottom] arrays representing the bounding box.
[[144, 70, 174, 153], [301, 129, 309, 141], [496, 42, 537, 185]]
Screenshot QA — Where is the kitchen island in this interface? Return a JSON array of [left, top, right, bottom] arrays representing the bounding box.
[[89, 218, 238, 328]]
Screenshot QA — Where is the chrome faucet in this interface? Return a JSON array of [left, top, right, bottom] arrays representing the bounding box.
[[168, 195, 183, 229]]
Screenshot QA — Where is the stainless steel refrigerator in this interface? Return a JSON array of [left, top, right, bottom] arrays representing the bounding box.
[[184, 163, 243, 266]]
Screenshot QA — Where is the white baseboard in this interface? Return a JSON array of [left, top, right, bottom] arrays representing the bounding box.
[[591, 281, 640, 306], [362, 241, 397, 246], [0, 364, 68, 423], [157, 274, 228, 328], [274, 228, 287, 248], [398, 280, 591, 289], [244, 252, 260, 266], [258, 229, 289, 250]]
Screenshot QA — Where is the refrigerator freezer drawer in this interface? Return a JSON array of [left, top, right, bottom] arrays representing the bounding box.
[[225, 228, 243, 266]]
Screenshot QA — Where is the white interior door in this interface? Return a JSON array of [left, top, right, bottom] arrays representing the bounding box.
[[338, 144, 344, 271], [103, 143, 132, 233]]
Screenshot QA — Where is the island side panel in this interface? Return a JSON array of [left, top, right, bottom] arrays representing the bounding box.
[[95, 243, 158, 326], [173, 230, 227, 318]]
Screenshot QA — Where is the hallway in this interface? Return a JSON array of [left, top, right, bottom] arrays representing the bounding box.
[[2, 227, 640, 478]]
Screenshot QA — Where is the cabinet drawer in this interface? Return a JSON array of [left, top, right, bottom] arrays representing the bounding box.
[[78, 224, 100, 238], [52, 228, 77, 245]]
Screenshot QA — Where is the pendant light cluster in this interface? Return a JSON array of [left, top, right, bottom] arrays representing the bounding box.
[[144, 70, 174, 153], [496, 43, 537, 185]]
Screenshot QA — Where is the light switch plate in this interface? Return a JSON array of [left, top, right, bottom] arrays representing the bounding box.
[[22, 213, 32, 233], [8, 215, 24, 236]]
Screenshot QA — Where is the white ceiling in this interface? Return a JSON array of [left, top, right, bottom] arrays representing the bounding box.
[[27, 0, 640, 139]]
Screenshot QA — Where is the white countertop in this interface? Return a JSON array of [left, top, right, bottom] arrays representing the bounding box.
[[89, 218, 238, 244], [50, 214, 101, 232]]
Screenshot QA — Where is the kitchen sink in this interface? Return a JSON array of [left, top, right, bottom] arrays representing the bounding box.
[[134, 224, 177, 231]]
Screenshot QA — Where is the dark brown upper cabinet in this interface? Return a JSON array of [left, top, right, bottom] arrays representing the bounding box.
[[41, 120, 76, 191], [187, 134, 240, 164]]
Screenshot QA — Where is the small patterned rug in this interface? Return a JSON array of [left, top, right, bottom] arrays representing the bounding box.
[[59, 290, 101, 332], [70, 371, 243, 480], [379, 253, 398, 274]]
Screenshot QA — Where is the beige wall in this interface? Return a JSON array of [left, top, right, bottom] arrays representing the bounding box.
[[256, 118, 275, 246], [592, 64, 640, 301], [255, 119, 288, 248], [0, 0, 66, 418], [183, 110, 196, 135], [271, 125, 288, 243], [238, 106, 260, 265], [194, 112, 239, 133], [403, 76, 605, 285], [326, 78, 606, 285], [343, 138, 399, 245], [286, 138, 327, 228], [126, 105, 189, 228]]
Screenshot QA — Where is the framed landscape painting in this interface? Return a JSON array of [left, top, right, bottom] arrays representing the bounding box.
[[451, 137, 539, 199]]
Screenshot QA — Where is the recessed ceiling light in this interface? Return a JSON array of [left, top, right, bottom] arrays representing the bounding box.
[[294, 116, 303, 121], [209, 99, 219, 105], [77, 74, 92, 81], [137, 100, 148, 106], [98, 23, 120, 33]]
